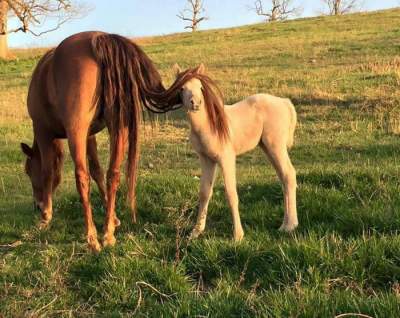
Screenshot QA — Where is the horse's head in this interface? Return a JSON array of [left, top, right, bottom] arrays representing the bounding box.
[[21, 143, 43, 210], [173, 63, 206, 113]]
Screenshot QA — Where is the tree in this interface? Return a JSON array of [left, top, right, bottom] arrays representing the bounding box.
[[321, 0, 362, 15], [0, 0, 90, 59], [251, 0, 302, 22], [177, 0, 207, 32]]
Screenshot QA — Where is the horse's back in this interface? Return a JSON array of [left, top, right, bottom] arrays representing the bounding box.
[[52, 32, 104, 129]]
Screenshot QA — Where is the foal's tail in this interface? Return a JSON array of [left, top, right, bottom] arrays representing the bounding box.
[[91, 33, 167, 223], [286, 99, 297, 149]]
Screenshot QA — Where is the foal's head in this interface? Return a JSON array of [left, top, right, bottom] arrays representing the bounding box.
[[173, 64, 229, 141]]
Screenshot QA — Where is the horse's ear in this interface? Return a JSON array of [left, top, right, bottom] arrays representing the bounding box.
[[196, 63, 206, 75], [173, 63, 182, 77], [21, 143, 33, 158]]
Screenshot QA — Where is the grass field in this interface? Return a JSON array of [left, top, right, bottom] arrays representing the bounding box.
[[1, 8, 400, 317]]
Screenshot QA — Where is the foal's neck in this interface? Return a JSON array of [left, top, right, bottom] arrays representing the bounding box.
[[187, 106, 213, 136]]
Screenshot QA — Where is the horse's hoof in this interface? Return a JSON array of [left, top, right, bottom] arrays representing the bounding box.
[[279, 222, 298, 232], [103, 234, 116, 247], [37, 220, 51, 230], [88, 238, 102, 253], [114, 217, 121, 227]]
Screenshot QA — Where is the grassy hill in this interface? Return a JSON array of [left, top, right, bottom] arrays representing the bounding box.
[[1, 8, 400, 317]]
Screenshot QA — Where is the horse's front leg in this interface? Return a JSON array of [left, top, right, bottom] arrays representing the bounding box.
[[68, 129, 101, 252], [103, 128, 127, 247], [36, 137, 56, 228], [190, 155, 217, 240], [220, 155, 244, 242]]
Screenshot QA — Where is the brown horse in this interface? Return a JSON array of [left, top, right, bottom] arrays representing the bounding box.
[[20, 31, 186, 252]]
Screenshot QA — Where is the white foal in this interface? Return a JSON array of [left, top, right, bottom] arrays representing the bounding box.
[[175, 64, 298, 241]]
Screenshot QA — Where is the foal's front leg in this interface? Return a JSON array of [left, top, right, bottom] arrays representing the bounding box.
[[220, 155, 244, 242], [190, 155, 217, 239]]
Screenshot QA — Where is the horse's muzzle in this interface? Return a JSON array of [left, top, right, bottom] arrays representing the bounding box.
[[33, 202, 42, 212]]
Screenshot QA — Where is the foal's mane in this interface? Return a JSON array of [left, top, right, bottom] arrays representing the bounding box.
[[175, 68, 230, 142]]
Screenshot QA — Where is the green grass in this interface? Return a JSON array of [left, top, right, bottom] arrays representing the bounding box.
[[1, 8, 400, 317]]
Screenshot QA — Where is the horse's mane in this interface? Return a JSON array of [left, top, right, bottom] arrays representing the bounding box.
[[175, 68, 230, 142]]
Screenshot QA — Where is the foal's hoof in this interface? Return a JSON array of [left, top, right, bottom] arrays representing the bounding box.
[[279, 222, 298, 232], [88, 238, 102, 253], [103, 234, 116, 247], [233, 230, 244, 242], [189, 228, 204, 240]]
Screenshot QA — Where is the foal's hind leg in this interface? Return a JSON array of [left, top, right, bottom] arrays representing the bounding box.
[[68, 129, 101, 252], [87, 137, 107, 205], [260, 141, 298, 232], [190, 155, 217, 240]]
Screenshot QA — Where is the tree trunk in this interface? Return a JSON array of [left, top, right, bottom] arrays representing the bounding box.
[[0, 0, 8, 59]]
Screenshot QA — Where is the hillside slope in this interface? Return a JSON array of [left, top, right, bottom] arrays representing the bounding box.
[[1, 8, 400, 122]]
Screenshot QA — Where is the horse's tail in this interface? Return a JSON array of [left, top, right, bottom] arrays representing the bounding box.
[[91, 33, 166, 223], [285, 98, 297, 149]]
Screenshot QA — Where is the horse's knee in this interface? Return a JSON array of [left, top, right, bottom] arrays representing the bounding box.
[[107, 169, 121, 189], [75, 168, 90, 193]]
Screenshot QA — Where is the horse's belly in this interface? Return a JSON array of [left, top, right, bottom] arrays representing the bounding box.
[[89, 119, 106, 136]]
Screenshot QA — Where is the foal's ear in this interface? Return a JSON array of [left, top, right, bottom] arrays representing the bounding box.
[[20, 143, 33, 158], [196, 63, 206, 75], [172, 63, 182, 77]]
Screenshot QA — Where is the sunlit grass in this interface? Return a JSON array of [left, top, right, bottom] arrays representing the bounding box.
[[1, 8, 400, 317]]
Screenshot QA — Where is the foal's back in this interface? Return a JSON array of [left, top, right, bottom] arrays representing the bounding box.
[[226, 94, 295, 155]]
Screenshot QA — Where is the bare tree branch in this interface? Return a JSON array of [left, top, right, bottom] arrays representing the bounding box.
[[1, 0, 92, 36], [320, 0, 363, 15], [177, 0, 208, 32], [251, 0, 302, 22]]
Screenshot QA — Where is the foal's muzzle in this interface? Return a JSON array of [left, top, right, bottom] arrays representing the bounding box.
[[190, 103, 200, 112]]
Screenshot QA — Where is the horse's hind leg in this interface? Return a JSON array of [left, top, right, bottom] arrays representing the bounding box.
[[103, 128, 128, 247], [87, 136, 107, 205], [190, 155, 217, 240], [68, 129, 101, 252], [260, 139, 298, 232]]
